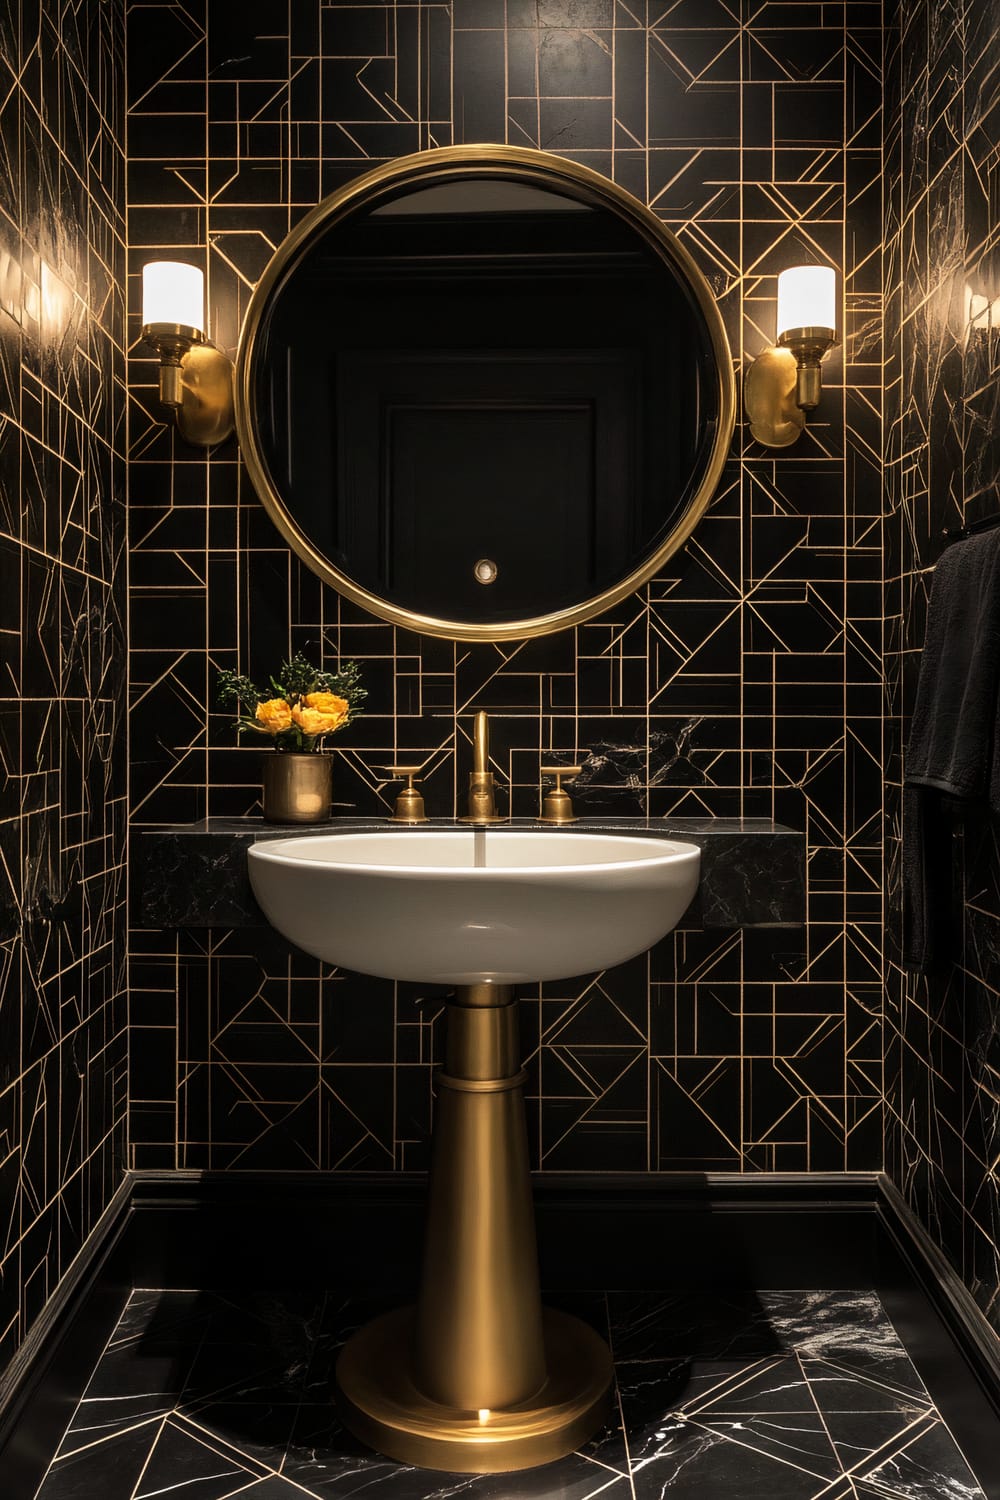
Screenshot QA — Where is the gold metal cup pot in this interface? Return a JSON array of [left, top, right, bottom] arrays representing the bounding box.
[[261, 752, 332, 823]]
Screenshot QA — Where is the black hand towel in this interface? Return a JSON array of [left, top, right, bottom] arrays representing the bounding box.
[[903, 527, 1000, 972]]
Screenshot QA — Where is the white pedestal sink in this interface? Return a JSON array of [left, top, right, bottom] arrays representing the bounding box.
[[248, 828, 700, 983], [248, 826, 699, 1472]]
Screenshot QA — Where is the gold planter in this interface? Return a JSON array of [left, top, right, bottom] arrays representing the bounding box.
[[261, 752, 332, 823]]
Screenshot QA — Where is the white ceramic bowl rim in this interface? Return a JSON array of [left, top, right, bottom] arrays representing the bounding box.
[[249, 830, 700, 880]]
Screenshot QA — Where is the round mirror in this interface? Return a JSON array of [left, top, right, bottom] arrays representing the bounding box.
[[235, 146, 735, 642]]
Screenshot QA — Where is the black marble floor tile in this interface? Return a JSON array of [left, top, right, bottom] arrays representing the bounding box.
[[281, 1401, 404, 1495], [629, 1420, 834, 1499], [686, 1353, 818, 1413], [131, 1417, 262, 1499], [56, 1346, 199, 1450], [686, 1409, 845, 1482], [178, 1401, 299, 1466], [32, 1288, 988, 1500], [854, 1414, 988, 1498], [607, 1288, 786, 1359], [799, 1356, 932, 1415], [35, 1418, 165, 1500]]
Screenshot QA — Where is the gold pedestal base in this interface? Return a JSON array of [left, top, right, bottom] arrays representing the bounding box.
[[336, 1304, 613, 1473]]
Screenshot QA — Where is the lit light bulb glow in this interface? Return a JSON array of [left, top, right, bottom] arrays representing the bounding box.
[[142, 261, 205, 334], [776, 265, 836, 339]]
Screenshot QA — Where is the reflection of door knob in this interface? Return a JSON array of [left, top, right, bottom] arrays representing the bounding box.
[[539, 765, 583, 824], [383, 765, 427, 823]]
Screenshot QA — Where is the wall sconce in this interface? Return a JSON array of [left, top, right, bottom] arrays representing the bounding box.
[[141, 261, 235, 446], [744, 265, 838, 448], [967, 286, 1000, 341]]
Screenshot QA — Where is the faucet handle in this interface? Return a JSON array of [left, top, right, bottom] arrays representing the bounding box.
[[539, 765, 583, 824], [383, 765, 427, 824]]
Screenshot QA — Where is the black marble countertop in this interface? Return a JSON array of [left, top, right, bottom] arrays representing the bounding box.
[[137, 816, 806, 931]]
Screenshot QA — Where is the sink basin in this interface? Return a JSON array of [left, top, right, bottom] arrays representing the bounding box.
[[248, 828, 700, 983]]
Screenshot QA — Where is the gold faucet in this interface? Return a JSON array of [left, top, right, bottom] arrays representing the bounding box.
[[463, 709, 505, 822]]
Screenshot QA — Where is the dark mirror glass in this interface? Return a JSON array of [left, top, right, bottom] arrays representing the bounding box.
[[241, 158, 730, 636]]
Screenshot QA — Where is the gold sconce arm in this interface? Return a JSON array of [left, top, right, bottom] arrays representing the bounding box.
[[142, 323, 235, 447], [778, 326, 836, 410]]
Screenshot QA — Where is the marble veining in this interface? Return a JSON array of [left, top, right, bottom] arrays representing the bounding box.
[[31, 1288, 987, 1500]]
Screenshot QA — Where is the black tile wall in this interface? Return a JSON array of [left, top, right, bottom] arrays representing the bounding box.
[[884, 1, 1000, 1337], [125, 5, 886, 1178], [0, 2, 127, 1367]]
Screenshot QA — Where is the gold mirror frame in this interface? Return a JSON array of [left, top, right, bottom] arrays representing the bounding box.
[[234, 145, 736, 643]]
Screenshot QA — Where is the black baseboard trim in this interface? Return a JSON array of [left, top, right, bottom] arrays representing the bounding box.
[[123, 1168, 884, 1292], [1, 1171, 997, 1500]]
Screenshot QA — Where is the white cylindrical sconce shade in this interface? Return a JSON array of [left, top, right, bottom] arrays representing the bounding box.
[[142, 261, 205, 334], [776, 265, 836, 339]]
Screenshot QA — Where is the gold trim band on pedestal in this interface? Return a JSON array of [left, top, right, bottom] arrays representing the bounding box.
[[435, 1069, 528, 1093]]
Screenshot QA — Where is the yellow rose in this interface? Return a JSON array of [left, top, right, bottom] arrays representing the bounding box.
[[303, 691, 350, 719], [291, 692, 350, 737], [255, 697, 293, 734]]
